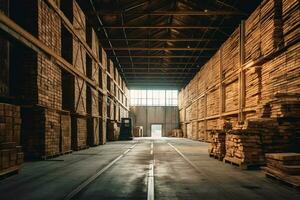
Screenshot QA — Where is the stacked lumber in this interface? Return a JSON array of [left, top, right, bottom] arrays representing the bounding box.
[[168, 129, 183, 138], [60, 111, 71, 154], [224, 81, 239, 112], [260, 0, 283, 56], [190, 102, 197, 120], [133, 126, 143, 137], [282, 0, 300, 46], [221, 28, 240, 80], [269, 93, 300, 118], [186, 123, 192, 139], [197, 97, 205, 119], [224, 129, 265, 168], [264, 153, 300, 188], [107, 120, 120, 141], [71, 115, 88, 150], [180, 123, 186, 138], [244, 118, 296, 153], [192, 122, 198, 140], [245, 67, 261, 108], [197, 121, 206, 141], [245, 6, 261, 63], [22, 106, 64, 159], [0, 103, 23, 176], [207, 89, 219, 117], [208, 130, 226, 160], [87, 117, 99, 146], [185, 106, 192, 122]]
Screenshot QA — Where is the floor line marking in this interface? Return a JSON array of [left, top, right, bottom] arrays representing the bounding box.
[[63, 143, 137, 200], [167, 142, 202, 173], [167, 142, 237, 200], [147, 141, 155, 200]]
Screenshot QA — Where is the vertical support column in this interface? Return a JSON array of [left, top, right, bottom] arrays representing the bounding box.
[[100, 49, 107, 145], [238, 21, 246, 123], [204, 93, 207, 141], [219, 48, 224, 127]]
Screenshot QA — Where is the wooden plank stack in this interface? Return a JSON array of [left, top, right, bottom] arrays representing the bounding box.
[[133, 126, 143, 137], [0, 103, 23, 177], [260, 0, 284, 56], [168, 129, 183, 138], [208, 130, 226, 160], [107, 120, 120, 141], [224, 129, 265, 168], [60, 111, 71, 154], [264, 153, 300, 188], [245, 67, 261, 109], [282, 0, 300, 46], [197, 121, 206, 141], [224, 81, 239, 112]]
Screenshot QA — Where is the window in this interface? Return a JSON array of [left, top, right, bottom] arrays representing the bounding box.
[[166, 90, 178, 106], [130, 90, 178, 106]]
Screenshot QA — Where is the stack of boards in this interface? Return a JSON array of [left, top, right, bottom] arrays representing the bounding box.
[[264, 153, 300, 188], [209, 131, 226, 160]]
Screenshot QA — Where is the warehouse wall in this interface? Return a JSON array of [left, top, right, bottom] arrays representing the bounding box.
[[179, 0, 300, 141], [130, 106, 179, 137]]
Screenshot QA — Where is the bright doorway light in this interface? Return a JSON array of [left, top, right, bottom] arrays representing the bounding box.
[[151, 124, 162, 138]]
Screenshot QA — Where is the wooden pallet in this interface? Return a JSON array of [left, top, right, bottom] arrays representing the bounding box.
[[264, 167, 300, 190], [224, 157, 264, 170], [0, 166, 20, 180]]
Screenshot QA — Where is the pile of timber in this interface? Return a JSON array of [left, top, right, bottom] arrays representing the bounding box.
[[208, 130, 226, 160], [282, 0, 300, 46], [245, 118, 296, 153], [107, 120, 120, 141], [264, 153, 300, 188], [168, 129, 183, 138], [269, 93, 300, 118], [133, 126, 143, 137], [245, 0, 284, 63], [224, 129, 265, 169], [0, 103, 23, 177]]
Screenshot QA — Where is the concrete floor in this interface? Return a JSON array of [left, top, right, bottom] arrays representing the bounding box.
[[1, 138, 300, 200]]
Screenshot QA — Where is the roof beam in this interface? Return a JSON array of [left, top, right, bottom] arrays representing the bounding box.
[[126, 77, 193, 79], [120, 62, 196, 64], [108, 55, 202, 58], [93, 10, 246, 16], [123, 67, 197, 70], [103, 38, 222, 42], [105, 47, 216, 51], [100, 25, 231, 29], [127, 80, 187, 83], [124, 72, 194, 74]]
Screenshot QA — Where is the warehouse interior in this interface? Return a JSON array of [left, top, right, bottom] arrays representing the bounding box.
[[0, 0, 300, 199]]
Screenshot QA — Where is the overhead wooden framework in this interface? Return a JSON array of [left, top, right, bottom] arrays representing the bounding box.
[[78, 0, 262, 88], [100, 25, 232, 29], [93, 10, 247, 16], [108, 55, 200, 58], [105, 47, 217, 51], [102, 38, 223, 42]]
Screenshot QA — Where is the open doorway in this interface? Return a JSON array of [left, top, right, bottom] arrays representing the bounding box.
[[151, 124, 162, 138]]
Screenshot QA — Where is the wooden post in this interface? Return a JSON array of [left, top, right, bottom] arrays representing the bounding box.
[[219, 48, 224, 129], [239, 21, 246, 123]]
